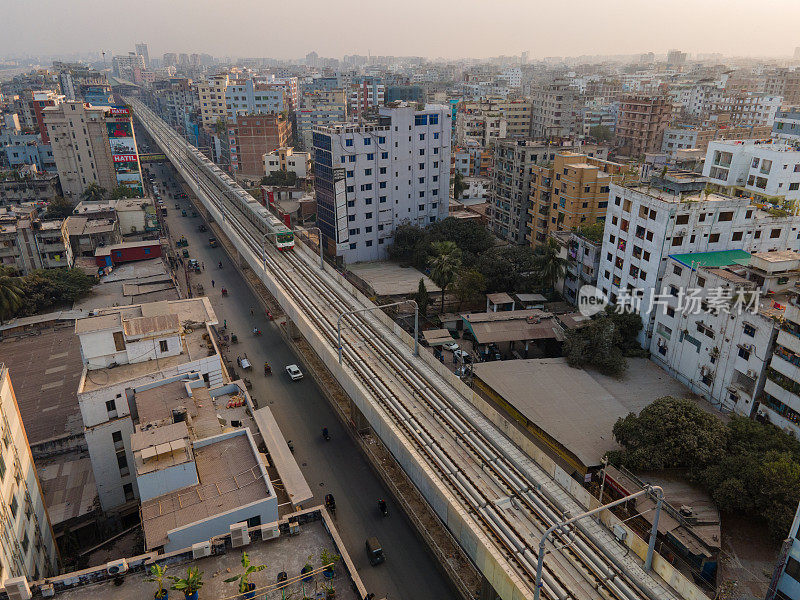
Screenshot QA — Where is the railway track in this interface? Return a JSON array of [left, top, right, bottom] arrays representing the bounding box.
[[128, 97, 677, 600]]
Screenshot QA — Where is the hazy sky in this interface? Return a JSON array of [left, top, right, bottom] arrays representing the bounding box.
[[2, 0, 799, 60]]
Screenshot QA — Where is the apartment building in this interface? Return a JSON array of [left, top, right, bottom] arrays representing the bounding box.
[[773, 107, 800, 141], [225, 78, 288, 118], [43, 102, 118, 200], [0, 366, 59, 584], [456, 98, 532, 138], [765, 68, 800, 105], [727, 94, 783, 128], [264, 146, 311, 179], [112, 53, 145, 81], [75, 298, 222, 513], [596, 183, 800, 347], [651, 249, 800, 416], [661, 124, 772, 159], [152, 78, 197, 137], [528, 152, 626, 243], [770, 500, 800, 600], [703, 139, 800, 204], [30, 91, 64, 143], [197, 74, 230, 130], [530, 83, 580, 139], [348, 77, 385, 117], [228, 114, 292, 177], [761, 290, 800, 437], [0, 217, 70, 273], [489, 139, 608, 244], [550, 229, 603, 305], [312, 103, 451, 263], [616, 94, 672, 157], [581, 104, 618, 136], [296, 89, 348, 150], [454, 110, 507, 147]]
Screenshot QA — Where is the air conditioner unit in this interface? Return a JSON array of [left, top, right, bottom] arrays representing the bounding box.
[[261, 523, 280, 540], [747, 369, 758, 378], [192, 541, 212, 559], [106, 558, 128, 576], [40, 583, 54, 598], [230, 522, 250, 548], [3, 577, 30, 600]]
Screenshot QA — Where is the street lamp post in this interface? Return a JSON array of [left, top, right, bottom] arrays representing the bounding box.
[[533, 485, 664, 600], [337, 301, 419, 365]]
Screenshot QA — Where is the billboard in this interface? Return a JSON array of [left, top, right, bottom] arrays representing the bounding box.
[[106, 107, 143, 196]]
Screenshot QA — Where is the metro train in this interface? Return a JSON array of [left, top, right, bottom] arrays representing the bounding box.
[[131, 98, 294, 250]]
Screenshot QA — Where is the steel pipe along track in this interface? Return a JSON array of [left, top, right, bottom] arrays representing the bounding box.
[[127, 97, 676, 600]]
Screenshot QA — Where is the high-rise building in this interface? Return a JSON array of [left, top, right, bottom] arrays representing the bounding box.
[[348, 76, 385, 118], [596, 183, 800, 347], [488, 139, 608, 244], [769, 499, 800, 599], [616, 94, 672, 157], [228, 114, 291, 177], [135, 43, 149, 68], [312, 103, 451, 263], [44, 102, 143, 199], [162, 53, 177, 67], [765, 68, 800, 105], [296, 89, 348, 150], [0, 366, 59, 584], [530, 82, 580, 139], [528, 152, 626, 244], [196, 74, 230, 130], [666, 49, 687, 67], [111, 52, 145, 81], [30, 90, 64, 143], [225, 78, 288, 118]]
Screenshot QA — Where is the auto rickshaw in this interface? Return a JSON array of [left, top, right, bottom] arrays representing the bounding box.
[[181, 209, 187, 217], [174, 203, 180, 210], [366, 537, 385, 566], [182, 249, 189, 258]]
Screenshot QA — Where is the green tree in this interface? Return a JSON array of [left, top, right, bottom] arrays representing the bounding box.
[[16, 269, 95, 316], [388, 224, 429, 267], [532, 238, 565, 293], [428, 217, 493, 265], [260, 170, 297, 187], [475, 245, 538, 293], [562, 307, 643, 377], [415, 278, 430, 316], [452, 170, 467, 200], [453, 269, 486, 309], [589, 125, 614, 142], [44, 196, 74, 219], [609, 397, 728, 470], [0, 272, 24, 323], [110, 185, 139, 199], [428, 241, 462, 312], [224, 551, 266, 595], [576, 222, 605, 244], [80, 182, 106, 202]]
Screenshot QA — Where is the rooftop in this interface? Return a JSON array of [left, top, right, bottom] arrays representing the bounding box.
[[140, 430, 271, 550], [463, 310, 565, 344], [72, 258, 179, 310], [37, 454, 97, 526], [346, 261, 440, 296], [670, 249, 751, 269], [473, 358, 691, 469]]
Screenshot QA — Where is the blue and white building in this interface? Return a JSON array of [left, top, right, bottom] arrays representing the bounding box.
[[768, 500, 800, 600], [313, 103, 451, 263], [774, 107, 800, 142]]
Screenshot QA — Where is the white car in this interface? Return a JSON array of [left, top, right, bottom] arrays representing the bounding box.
[[285, 364, 303, 381], [442, 342, 459, 352]]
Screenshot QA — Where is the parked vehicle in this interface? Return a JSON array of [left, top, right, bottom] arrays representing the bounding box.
[[209, 237, 218, 248], [442, 342, 459, 352]]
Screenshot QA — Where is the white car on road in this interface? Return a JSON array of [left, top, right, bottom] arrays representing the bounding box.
[[285, 364, 303, 381]]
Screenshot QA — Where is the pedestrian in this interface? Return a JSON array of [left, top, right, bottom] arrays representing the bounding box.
[[211, 280, 215, 288], [223, 319, 227, 329], [201, 262, 205, 271], [250, 307, 254, 316]]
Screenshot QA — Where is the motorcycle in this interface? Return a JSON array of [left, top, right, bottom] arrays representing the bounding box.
[[253, 328, 262, 336], [322, 427, 331, 441], [378, 499, 388, 517], [218, 261, 223, 269], [325, 493, 336, 516], [264, 362, 272, 376]]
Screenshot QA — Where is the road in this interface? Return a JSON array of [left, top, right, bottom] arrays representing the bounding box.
[[147, 161, 456, 600]]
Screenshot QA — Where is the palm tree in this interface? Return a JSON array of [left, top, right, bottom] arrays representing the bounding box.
[[0, 273, 24, 324], [81, 182, 107, 203], [532, 238, 565, 294], [428, 241, 462, 312]]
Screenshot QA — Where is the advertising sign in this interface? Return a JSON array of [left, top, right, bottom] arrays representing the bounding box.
[[106, 108, 143, 196]]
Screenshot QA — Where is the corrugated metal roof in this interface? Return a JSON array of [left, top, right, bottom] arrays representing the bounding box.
[[123, 313, 180, 337]]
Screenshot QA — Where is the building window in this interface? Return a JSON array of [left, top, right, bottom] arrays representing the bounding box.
[[738, 347, 751, 360], [9, 494, 17, 517], [743, 324, 756, 337], [345, 139, 353, 147], [112, 430, 124, 451], [732, 231, 743, 241], [123, 483, 134, 502], [159, 340, 168, 352], [106, 400, 117, 417], [378, 136, 385, 143], [364, 137, 371, 145], [709, 233, 720, 243], [117, 453, 129, 476], [771, 228, 782, 239], [784, 557, 800, 583]]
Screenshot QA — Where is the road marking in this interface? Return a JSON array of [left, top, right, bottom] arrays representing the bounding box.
[[44, 365, 67, 375], [49, 352, 69, 360], [42, 406, 59, 413], [41, 381, 64, 391]]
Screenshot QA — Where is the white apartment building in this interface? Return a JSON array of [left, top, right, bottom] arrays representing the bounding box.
[[225, 78, 287, 118], [312, 103, 451, 263], [112, 53, 145, 80], [530, 83, 580, 139], [455, 112, 507, 148], [770, 500, 800, 600], [650, 249, 800, 416], [761, 292, 800, 437], [75, 298, 223, 513], [704, 139, 800, 204], [0, 367, 59, 585], [197, 74, 230, 130], [596, 184, 800, 347], [501, 67, 522, 88], [264, 146, 311, 179]]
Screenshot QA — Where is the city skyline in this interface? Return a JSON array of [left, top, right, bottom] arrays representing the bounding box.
[[2, 0, 800, 61]]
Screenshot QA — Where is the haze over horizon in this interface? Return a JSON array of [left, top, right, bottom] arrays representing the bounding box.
[[2, 0, 800, 61]]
